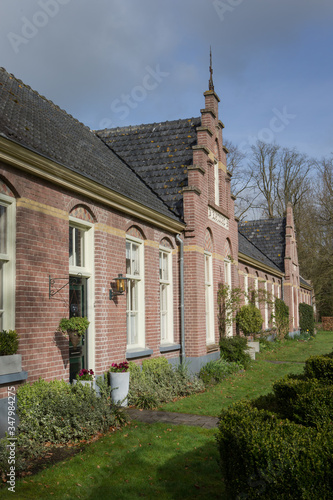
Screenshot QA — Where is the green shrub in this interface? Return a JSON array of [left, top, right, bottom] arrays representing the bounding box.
[[199, 358, 243, 385], [274, 298, 289, 339], [305, 353, 333, 381], [290, 385, 333, 427], [128, 357, 204, 409], [0, 378, 127, 474], [17, 379, 124, 444], [0, 330, 19, 355], [236, 304, 263, 337], [216, 401, 333, 499], [299, 303, 315, 335], [219, 337, 251, 368]]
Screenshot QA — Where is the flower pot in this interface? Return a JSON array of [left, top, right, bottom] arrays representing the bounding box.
[[68, 331, 81, 348], [109, 372, 130, 407], [72, 379, 95, 389]]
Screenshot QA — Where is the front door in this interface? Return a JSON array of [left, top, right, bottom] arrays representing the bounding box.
[[69, 277, 88, 382]]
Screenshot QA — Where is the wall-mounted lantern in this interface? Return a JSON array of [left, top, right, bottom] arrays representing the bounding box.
[[109, 274, 128, 300]]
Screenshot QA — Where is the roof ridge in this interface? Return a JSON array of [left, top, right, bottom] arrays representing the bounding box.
[[0, 66, 92, 134], [239, 217, 285, 225], [95, 116, 201, 134]]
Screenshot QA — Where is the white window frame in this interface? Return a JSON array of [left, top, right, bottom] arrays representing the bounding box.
[[272, 282, 275, 326], [126, 235, 145, 349], [224, 258, 233, 337], [159, 247, 174, 344], [264, 280, 269, 329], [69, 216, 95, 369], [214, 161, 219, 205], [205, 252, 215, 344], [0, 194, 16, 330], [244, 272, 249, 305], [254, 275, 259, 308]]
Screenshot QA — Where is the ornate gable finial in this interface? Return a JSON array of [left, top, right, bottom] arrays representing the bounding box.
[[209, 46, 214, 91]]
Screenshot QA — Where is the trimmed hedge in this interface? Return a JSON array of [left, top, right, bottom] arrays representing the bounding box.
[[304, 353, 333, 381], [299, 303, 315, 335], [216, 401, 333, 499], [219, 336, 251, 368]]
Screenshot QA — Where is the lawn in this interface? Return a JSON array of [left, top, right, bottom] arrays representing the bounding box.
[[1, 330, 331, 499], [1, 424, 222, 500], [161, 330, 332, 416]]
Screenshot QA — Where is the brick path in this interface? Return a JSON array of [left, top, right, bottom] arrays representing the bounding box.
[[126, 408, 219, 429]]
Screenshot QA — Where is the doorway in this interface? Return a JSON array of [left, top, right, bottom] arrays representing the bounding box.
[[69, 277, 88, 382]]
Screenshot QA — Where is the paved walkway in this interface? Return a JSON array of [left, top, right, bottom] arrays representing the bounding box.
[[126, 408, 219, 429]]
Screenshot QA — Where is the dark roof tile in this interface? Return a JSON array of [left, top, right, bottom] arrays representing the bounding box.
[[0, 68, 179, 222], [96, 117, 201, 218]]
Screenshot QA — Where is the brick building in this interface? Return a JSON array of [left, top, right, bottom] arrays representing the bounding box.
[[0, 66, 313, 426]]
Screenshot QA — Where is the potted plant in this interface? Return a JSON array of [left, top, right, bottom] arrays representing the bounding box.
[[0, 330, 22, 376], [58, 316, 90, 348], [109, 361, 130, 407], [73, 368, 95, 388]]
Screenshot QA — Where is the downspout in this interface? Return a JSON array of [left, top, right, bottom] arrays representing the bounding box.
[[281, 276, 285, 301], [176, 234, 185, 363]]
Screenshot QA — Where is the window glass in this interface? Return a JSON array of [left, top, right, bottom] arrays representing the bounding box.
[[69, 226, 84, 267], [0, 205, 7, 254]]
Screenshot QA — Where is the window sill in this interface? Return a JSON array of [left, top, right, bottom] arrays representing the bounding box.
[[126, 348, 153, 360], [0, 371, 28, 385], [159, 343, 181, 353], [206, 344, 219, 353]]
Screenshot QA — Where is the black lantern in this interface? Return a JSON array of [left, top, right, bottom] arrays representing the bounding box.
[[109, 274, 128, 300]]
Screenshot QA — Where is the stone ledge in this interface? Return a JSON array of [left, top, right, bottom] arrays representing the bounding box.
[[126, 348, 153, 360]]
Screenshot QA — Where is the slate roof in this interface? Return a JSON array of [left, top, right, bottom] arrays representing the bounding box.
[[96, 117, 201, 218], [239, 218, 286, 273], [0, 67, 180, 222], [238, 232, 281, 273]]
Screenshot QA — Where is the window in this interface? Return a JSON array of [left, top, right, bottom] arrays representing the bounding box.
[[69, 216, 94, 373], [159, 248, 173, 343], [224, 259, 233, 337], [126, 237, 144, 348], [69, 218, 93, 275], [205, 252, 215, 343], [244, 271, 249, 304], [214, 161, 219, 205], [0, 195, 15, 330], [272, 282, 275, 326], [264, 279, 268, 329], [254, 273, 259, 308]]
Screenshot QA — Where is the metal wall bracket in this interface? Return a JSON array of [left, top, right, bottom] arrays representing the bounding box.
[[49, 274, 82, 299]]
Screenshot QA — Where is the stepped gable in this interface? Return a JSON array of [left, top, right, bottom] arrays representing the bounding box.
[[97, 117, 201, 218], [239, 218, 286, 272], [0, 67, 179, 222], [238, 232, 281, 273]]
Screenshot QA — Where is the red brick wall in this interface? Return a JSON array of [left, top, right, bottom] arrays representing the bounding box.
[[0, 162, 181, 395]]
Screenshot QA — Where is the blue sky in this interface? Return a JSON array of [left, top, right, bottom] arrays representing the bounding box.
[[1, 0, 332, 160]]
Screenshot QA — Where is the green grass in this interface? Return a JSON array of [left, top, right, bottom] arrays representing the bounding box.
[[160, 330, 333, 416], [2, 330, 332, 499], [1, 424, 222, 500]]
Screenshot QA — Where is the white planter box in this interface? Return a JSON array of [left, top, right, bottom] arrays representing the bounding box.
[[0, 354, 22, 376], [109, 372, 130, 407], [247, 341, 260, 353]]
